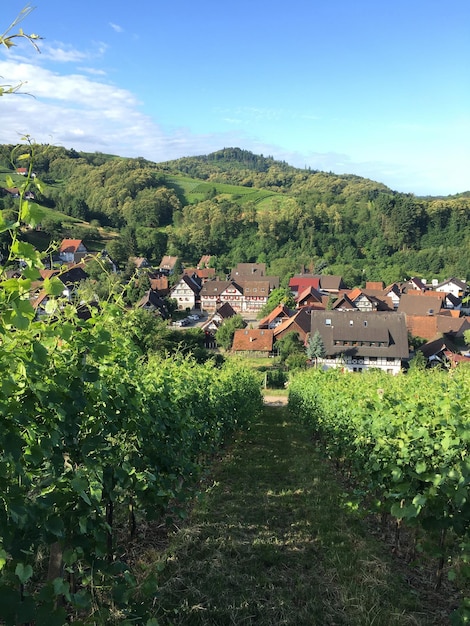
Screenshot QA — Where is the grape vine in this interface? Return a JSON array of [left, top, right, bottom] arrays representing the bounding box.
[[288, 368, 470, 622]]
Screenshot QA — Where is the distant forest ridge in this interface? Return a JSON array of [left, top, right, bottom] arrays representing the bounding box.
[[1, 144, 470, 285]]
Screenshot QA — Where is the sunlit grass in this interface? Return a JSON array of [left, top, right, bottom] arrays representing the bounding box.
[[148, 407, 442, 625]]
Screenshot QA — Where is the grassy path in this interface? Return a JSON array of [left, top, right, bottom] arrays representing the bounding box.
[[152, 406, 448, 625]]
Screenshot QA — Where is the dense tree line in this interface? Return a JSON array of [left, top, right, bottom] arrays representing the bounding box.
[[2, 144, 470, 283]]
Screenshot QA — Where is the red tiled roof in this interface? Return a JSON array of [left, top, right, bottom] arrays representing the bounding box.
[[232, 329, 274, 352], [59, 239, 83, 253], [289, 276, 321, 292], [258, 303, 292, 327]]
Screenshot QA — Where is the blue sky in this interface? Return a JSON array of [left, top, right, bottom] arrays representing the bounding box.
[[1, 0, 469, 195]]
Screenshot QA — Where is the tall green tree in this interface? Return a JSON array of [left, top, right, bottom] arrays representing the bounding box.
[[258, 287, 295, 318], [215, 314, 245, 350], [306, 330, 326, 366], [276, 331, 304, 363]]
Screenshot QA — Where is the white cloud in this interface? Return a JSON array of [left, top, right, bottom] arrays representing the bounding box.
[[39, 42, 89, 63], [0, 59, 466, 195], [109, 22, 124, 33], [78, 67, 107, 76], [0, 59, 235, 162]]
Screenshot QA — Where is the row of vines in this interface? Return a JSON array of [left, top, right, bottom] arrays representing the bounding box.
[[288, 368, 470, 622], [0, 148, 263, 624], [0, 302, 262, 624]]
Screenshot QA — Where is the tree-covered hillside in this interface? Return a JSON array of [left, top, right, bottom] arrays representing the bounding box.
[[1, 143, 469, 286]]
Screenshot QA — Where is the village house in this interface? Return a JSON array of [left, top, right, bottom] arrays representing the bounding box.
[[434, 277, 467, 300], [197, 255, 212, 269], [158, 255, 179, 275], [231, 262, 266, 279], [136, 289, 168, 317], [417, 336, 470, 369], [238, 279, 272, 313], [289, 274, 346, 297], [170, 274, 202, 310], [258, 303, 293, 329], [398, 292, 446, 318], [295, 286, 327, 309], [200, 280, 243, 313], [149, 273, 169, 296], [230, 263, 279, 291], [16, 167, 36, 177], [382, 283, 402, 310], [58, 239, 89, 264], [183, 266, 216, 282], [199, 278, 273, 313], [232, 328, 274, 356], [331, 293, 357, 311], [308, 310, 409, 374], [273, 307, 314, 344], [201, 302, 239, 349], [129, 257, 150, 270], [346, 287, 394, 312]]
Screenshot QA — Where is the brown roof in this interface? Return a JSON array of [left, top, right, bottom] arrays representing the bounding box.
[[296, 286, 323, 304], [398, 293, 444, 316], [231, 262, 266, 278], [232, 328, 274, 352], [406, 316, 438, 340], [273, 308, 313, 342], [129, 257, 149, 269], [216, 302, 238, 319], [437, 315, 470, 338], [317, 275, 346, 292], [240, 280, 270, 297], [150, 276, 169, 294], [183, 267, 216, 281], [332, 293, 358, 310], [197, 255, 212, 268], [159, 255, 178, 269], [258, 303, 293, 328], [200, 280, 242, 297]]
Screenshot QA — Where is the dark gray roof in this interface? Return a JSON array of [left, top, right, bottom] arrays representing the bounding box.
[[310, 310, 409, 359], [216, 302, 237, 318], [436, 277, 467, 291]]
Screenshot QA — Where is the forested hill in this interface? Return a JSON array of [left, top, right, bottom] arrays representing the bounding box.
[[1, 143, 470, 286], [159, 147, 391, 195]]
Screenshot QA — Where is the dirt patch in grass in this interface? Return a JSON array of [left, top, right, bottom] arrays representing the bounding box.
[[263, 394, 288, 406]]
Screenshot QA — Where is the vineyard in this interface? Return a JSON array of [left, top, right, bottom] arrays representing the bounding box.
[[288, 367, 470, 623], [1, 144, 469, 624], [0, 301, 263, 624], [0, 155, 263, 623]]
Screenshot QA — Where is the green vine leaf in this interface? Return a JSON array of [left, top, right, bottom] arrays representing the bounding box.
[[15, 562, 33, 583]]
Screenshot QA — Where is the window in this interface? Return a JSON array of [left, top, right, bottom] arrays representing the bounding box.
[[325, 318, 331, 325]]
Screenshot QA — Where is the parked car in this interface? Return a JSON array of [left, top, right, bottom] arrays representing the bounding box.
[[175, 318, 189, 327]]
